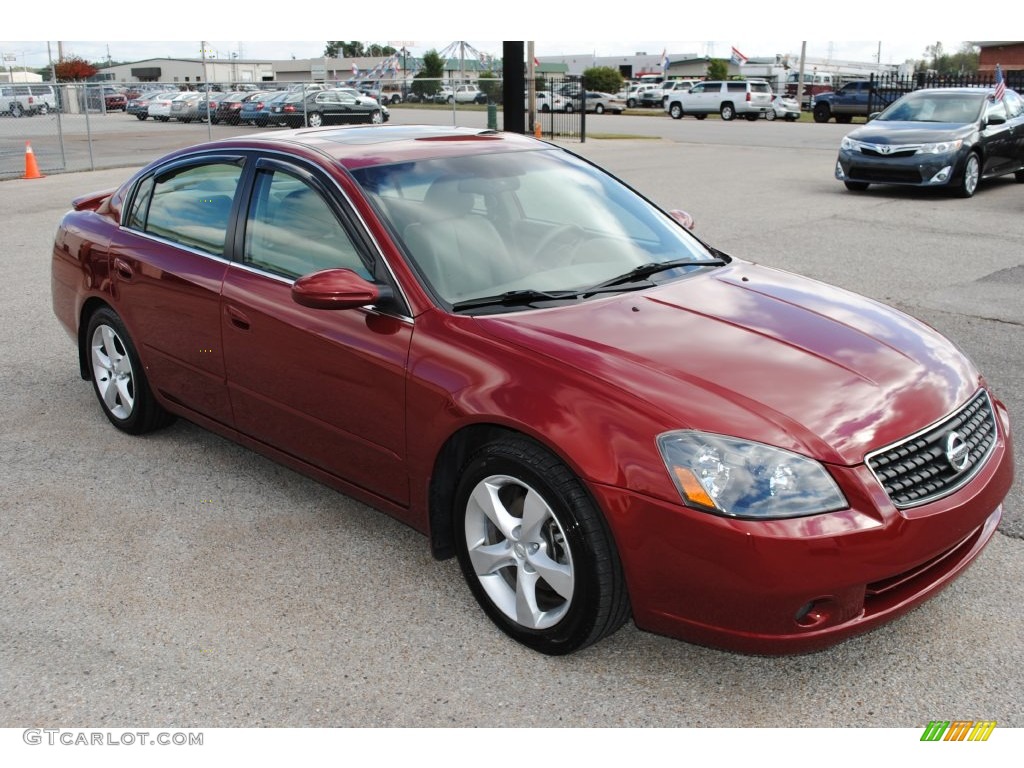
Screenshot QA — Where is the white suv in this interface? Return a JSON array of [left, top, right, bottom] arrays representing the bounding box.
[[2, 84, 56, 117], [664, 80, 773, 121]]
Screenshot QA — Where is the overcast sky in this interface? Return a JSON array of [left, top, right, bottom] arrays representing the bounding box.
[[2, 2, 986, 71]]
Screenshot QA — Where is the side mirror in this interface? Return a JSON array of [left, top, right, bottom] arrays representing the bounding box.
[[867, 112, 881, 122], [291, 268, 387, 310], [669, 209, 696, 231], [986, 112, 1006, 126]]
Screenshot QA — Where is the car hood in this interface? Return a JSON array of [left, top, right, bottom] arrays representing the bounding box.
[[476, 263, 978, 465], [846, 121, 975, 144]]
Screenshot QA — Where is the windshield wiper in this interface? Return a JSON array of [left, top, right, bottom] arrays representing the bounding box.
[[451, 289, 581, 312], [585, 258, 727, 292]]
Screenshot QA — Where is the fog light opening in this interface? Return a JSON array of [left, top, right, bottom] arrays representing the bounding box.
[[929, 166, 952, 184], [794, 597, 835, 628], [834, 161, 846, 180]]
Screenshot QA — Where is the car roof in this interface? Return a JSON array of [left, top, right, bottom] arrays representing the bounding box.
[[200, 125, 546, 171]]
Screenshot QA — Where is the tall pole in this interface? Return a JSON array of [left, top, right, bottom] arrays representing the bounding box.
[[797, 41, 807, 110], [527, 41, 536, 133]]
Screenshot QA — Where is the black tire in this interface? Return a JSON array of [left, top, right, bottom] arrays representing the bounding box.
[[955, 152, 980, 198], [136, 114, 147, 120], [594, 103, 605, 114], [84, 307, 174, 435], [1015, 170, 1024, 183], [37, 104, 49, 116], [669, 103, 683, 119], [627, 98, 637, 108], [765, 109, 777, 121], [369, 109, 383, 124], [453, 436, 630, 655], [720, 103, 735, 121], [306, 111, 323, 127], [695, 113, 706, 120], [836, 114, 853, 124], [745, 113, 758, 121], [540, 104, 550, 113], [813, 103, 831, 123], [10, 103, 24, 118], [564, 103, 574, 113], [844, 181, 870, 191]]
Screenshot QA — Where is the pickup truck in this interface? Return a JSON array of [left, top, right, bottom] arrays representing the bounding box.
[[811, 80, 906, 123]]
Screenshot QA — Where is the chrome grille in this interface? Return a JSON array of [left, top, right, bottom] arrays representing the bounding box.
[[866, 390, 997, 508]]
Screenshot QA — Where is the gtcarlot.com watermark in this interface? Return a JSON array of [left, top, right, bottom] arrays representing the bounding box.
[[23, 728, 203, 747]]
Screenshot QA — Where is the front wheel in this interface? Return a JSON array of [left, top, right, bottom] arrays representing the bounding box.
[[136, 114, 147, 120], [720, 103, 735, 121], [37, 104, 49, 115], [369, 109, 383, 124], [813, 103, 831, 123], [454, 437, 630, 655], [765, 109, 777, 121], [844, 181, 870, 191], [745, 113, 758, 121], [956, 153, 980, 198], [669, 103, 682, 119], [85, 307, 174, 435], [626, 98, 637, 108]]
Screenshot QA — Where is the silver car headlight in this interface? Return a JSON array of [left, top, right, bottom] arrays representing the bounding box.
[[840, 136, 861, 151], [657, 431, 847, 519], [918, 139, 963, 155]]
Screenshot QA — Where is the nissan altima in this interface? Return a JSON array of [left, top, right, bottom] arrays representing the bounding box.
[[51, 125, 1014, 655], [835, 86, 1024, 197]]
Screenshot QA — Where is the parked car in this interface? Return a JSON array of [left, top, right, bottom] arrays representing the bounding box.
[[144, 91, 180, 122], [625, 83, 660, 108], [835, 87, 1024, 197], [2, 84, 56, 116], [658, 80, 699, 106], [581, 91, 627, 114], [766, 95, 801, 121], [215, 92, 259, 125], [530, 91, 567, 113], [51, 125, 1013, 656], [665, 79, 773, 121], [102, 87, 127, 112], [169, 92, 204, 122], [270, 90, 388, 127], [195, 92, 230, 123], [452, 85, 487, 104], [238, 91, 281, 126]]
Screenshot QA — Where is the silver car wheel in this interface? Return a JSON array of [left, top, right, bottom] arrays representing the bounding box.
[[91, 324, 136, 420], [307, 112, 323, 127], [959, 153, 980, 198], [370, 109, 383, 124], [464, 474, 575, 630]]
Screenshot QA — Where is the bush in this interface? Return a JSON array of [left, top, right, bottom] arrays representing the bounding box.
[[582, 66, 624, 94]]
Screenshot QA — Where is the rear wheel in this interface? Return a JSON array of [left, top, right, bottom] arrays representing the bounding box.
[[136, 114, 147, 120], [594, 103, 605, 114], [745, 113, 758, 121], [306, 111, 323, 127], [454, 437, 630, 655], [85, 307, 174, 435], [10, 103, 24, 118], [1014, 170, 1024, 183]]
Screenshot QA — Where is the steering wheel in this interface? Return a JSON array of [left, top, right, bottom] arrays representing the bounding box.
[[534, 224, 586, 262]]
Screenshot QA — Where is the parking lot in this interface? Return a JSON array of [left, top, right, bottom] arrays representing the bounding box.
[[1, 110, 1022, 729]]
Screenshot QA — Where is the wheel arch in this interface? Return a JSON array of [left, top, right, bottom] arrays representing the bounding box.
[[77, 296, 115, 379]]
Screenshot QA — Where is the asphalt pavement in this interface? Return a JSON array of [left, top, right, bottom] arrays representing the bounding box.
[[1, 110, 1021, 730]]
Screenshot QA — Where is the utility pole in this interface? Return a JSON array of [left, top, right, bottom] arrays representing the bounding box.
[[797, 41, 807, 110], [527, 41, 536, 133]]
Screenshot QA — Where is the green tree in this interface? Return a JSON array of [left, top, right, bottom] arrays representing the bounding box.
[[582, 66, 623, 93], [478, 70, 501, 104], [706, 59, 728, 80], [411, 49, 445, 100]]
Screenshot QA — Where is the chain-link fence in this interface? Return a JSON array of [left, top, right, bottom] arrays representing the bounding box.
[[1, 78, 592, 179]]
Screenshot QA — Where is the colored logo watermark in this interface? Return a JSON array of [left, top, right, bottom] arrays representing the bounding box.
[[921, 721, 996, 741]]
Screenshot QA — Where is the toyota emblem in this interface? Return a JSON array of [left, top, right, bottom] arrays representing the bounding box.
[[945, 431, 970, 473]]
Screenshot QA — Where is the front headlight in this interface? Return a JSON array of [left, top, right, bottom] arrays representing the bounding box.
[[657, 431, 847, 519], [840, 136, 860, 151], [918, 139, 963, 155]]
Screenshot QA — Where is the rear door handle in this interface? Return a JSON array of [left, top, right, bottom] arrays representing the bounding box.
[[225, 305, 251, 331]]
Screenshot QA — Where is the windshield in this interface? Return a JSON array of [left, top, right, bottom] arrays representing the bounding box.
[[350, 148, 717, 308], [878, 91, 985, 123]]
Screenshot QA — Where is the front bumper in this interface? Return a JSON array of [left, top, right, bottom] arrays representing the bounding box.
[[590, 399, 1013, 654], [836, 147, 966, 187]]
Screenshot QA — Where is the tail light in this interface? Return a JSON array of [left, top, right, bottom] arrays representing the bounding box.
[[746, 92, 751, 102]]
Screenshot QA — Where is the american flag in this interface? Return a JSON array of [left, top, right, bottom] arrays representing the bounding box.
[[730, 46, 748, 66], [993, 63, 1005, 101]]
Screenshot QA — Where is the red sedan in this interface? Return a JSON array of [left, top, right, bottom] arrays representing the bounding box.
[[50, 126, 1014, 655]]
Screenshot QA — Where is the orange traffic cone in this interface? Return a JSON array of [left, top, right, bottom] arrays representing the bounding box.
[[22, 141, 44, 180]]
